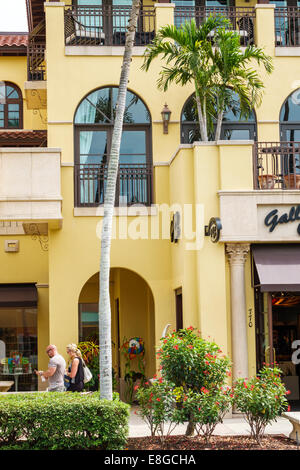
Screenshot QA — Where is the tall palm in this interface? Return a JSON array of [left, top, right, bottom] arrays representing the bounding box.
[[99, 0, 140, 401], [142, 18, 273, 141], [142, 17, 226, 141], [211, 28, 273, 141]]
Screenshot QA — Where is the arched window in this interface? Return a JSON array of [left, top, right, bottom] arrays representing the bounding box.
[[0, 82, 23, 129], [279, 89, 300, 184], [74, 86, 152, 207], [280, 88, 300, 141], [181, 91, 256, 143]]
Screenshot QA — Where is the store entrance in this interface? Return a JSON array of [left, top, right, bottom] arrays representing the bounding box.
[[255, 290, 300, 411]]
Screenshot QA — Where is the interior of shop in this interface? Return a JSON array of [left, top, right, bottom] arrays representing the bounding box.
[[272, 293, 300, 410]]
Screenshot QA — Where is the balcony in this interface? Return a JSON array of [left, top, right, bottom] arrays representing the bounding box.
[[254, 142, 300, 190], [0, 148, 62, 229], [275, 7, 300, 46], [64, 5, 155, 47], [74, 163, 153, 207], [174, 6, 256, 46], [218, 141, 300, 242], [25, 19, 46, 109]]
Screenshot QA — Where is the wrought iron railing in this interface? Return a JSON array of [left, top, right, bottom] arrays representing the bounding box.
[[27, 43, 46, 81], [174, 6, 255, 46], [74, 163, 153, 207], [254, 142, 300, 190], [64, 5, 155, 46], [274, 7, 300, 46]]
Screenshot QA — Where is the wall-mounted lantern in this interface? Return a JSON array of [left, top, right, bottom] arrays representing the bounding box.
[[161, 103, 171, 134]]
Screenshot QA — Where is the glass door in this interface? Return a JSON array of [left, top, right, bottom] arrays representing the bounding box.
[[280, 127, 300, 187], [118, 128, 149, 205], [255, 289, 274, 371], [78, 129, 110, 205]]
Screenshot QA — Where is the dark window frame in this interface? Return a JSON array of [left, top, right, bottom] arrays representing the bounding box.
[[180, 93, 257, 143], [0, 81, 23, 130], [74, 86, 153, 207], [175, 287, 183, 331]]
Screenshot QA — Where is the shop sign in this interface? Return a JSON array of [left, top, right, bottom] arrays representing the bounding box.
[[264, 205, 300, 236]]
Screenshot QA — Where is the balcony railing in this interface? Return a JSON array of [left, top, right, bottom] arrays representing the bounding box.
[[254, 142, 300, 190], [27, 43, 46, 81], [274, 7, 300, 46], [64, 5, 155, 46], [174, 6, 255, 46], [74, 163, 153, 207]]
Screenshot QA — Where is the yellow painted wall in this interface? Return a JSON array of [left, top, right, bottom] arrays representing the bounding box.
[[3, 2, 300, 387], [0, 56, 46, 130]]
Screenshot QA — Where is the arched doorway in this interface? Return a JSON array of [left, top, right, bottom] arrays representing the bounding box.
[[78, 268, 156, 398], [181, 90, 257, 143]]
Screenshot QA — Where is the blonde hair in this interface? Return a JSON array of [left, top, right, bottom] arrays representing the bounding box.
[[66, 343, 82, 358]]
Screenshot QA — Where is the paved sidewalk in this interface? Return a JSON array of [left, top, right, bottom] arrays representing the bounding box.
[[129, 406, 293, 438]]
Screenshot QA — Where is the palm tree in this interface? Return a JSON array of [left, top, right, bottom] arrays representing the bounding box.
[[142, 18, 273, 141], [211, 28, 273, 141], [99, 0, 140, 401]]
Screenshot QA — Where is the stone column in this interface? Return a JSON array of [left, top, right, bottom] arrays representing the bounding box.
[[226, 243, 250, 381]]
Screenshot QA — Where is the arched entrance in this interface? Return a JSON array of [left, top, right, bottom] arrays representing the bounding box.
[[78, 268, 156, 396]]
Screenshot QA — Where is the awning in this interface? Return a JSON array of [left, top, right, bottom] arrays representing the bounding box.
[[0, 284, 38, 307], [252, 245, 300, 292]]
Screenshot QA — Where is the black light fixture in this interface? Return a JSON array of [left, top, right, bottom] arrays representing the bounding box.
[[161, 103, 171, 134]]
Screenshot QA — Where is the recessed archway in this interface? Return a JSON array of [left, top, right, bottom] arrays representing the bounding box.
[[78, 267, 156, 391]]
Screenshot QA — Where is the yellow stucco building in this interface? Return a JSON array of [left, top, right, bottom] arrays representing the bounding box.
[[1, 0, 300, 405]]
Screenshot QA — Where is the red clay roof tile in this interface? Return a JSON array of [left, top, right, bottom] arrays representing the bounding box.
[[0, 34, 28, 47]]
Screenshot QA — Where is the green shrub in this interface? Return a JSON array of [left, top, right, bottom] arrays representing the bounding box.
[[0, 392, 129, 450], [175, 387, 232, 442], [158, 327, 231, 392], [157, 327, 231, 436], [135, 379, 179, 441], [233, 366, 289, 445]]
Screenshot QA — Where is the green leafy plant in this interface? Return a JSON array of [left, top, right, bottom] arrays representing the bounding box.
[[175, 386, 232, 443], [0, 392, 129, 450], [142, 17, 273, 142], [158, 327, 231, 435], [158, 327, 231, 392], [233, 365, 289, 445], [135, 379, 179, 443], [78, 341, 100, 391], [77, 342, 117, 392]]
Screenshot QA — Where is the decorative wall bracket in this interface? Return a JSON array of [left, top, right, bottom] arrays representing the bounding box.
[[24, 223, 49, 252]]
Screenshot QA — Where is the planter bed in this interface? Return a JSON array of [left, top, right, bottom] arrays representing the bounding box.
[[127, 434, 298, 450]]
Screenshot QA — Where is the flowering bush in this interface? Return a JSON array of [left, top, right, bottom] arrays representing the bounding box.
[[175, 387, 233, 442], [233, 365, 289, 445], [135, 327, 232, 440], [135, 379, 179, 442], [158, 327, 231, 392]]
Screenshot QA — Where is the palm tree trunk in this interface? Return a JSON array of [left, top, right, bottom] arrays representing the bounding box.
[[99, 0, 140, 401], [195, 92, 208, 142], [215, 110, 223, 142]]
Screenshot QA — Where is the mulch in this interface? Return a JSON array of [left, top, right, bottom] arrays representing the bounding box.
[[127, 434, 299, 450]]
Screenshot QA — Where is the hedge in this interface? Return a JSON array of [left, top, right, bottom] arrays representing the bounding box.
[[0, 392, 130, 450]]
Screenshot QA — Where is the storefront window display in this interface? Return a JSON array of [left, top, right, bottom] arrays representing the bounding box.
[[0, 307, 38, 391]]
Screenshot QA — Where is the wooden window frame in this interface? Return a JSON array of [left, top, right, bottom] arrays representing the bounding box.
[[0, 81, 23, 130]]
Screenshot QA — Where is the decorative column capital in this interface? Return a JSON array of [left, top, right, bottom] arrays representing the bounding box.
[[226, 243, 250, 266]]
